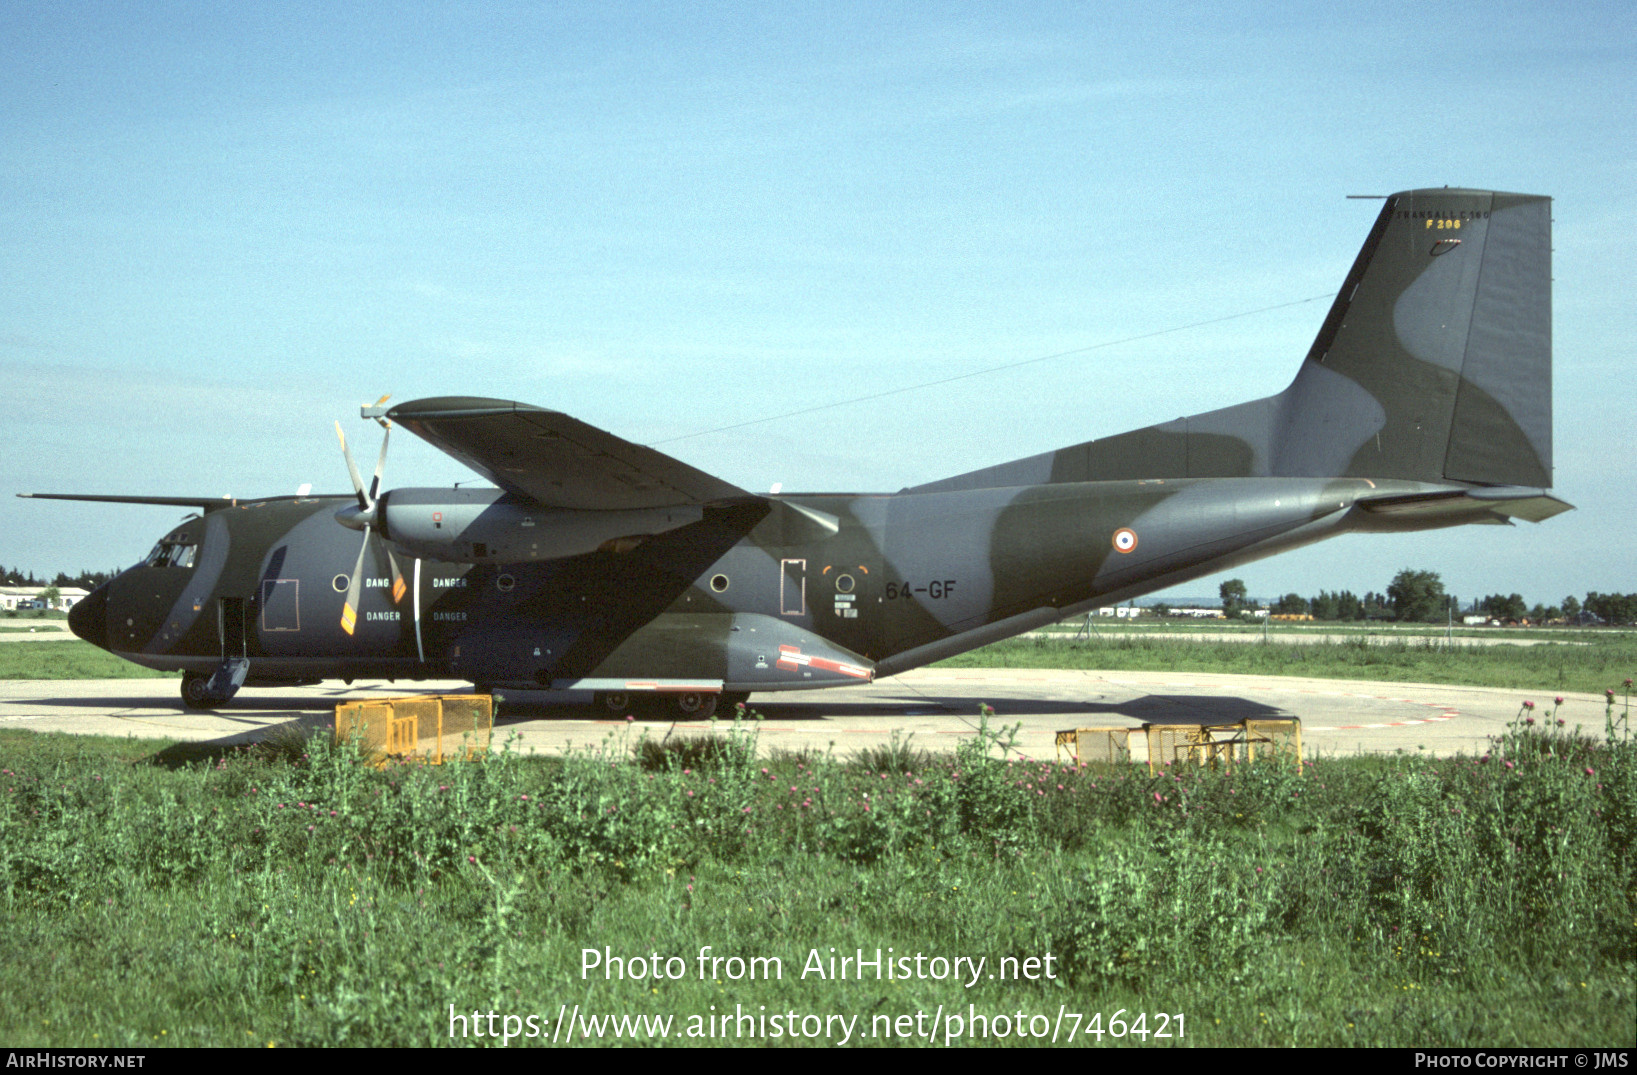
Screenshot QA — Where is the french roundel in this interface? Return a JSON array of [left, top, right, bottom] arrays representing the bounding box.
[[1112, 527, 1138, 554]]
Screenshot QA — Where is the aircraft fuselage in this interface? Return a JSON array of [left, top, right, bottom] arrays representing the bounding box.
[[69, 474, 1487, 698]]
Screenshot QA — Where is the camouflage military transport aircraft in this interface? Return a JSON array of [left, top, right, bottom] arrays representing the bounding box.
[[24, 188, 1570, 713]]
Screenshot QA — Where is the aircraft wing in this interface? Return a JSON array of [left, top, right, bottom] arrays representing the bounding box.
[[15, 493, 341, 513], [383, 397, 755, 511]]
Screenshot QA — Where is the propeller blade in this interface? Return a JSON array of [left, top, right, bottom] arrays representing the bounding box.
[[385, 543, 407, 605], [367, 423, 389, 504], [336, 421, 369, 511], [336, 403, 400, 619], [340, 531, 371, 635]]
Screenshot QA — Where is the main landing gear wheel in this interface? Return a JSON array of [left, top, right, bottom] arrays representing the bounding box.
[[595, 691, 634, 716], [669, 692, 717, 720], [593, 692, 723, 719], [180, 671, 225, 711]]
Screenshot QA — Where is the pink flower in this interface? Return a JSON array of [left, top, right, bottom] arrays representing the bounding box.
[[1584, 767, 1595, 777], [1554, 696, 1564, 705], [1523, 700, 1535, 710]]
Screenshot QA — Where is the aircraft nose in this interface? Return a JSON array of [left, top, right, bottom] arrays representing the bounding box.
[[68, 583, 110, 649]]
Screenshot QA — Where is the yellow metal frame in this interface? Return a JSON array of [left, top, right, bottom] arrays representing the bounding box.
[[335, 694, 494, 764], [1054, 727, 1133, 766], [1143, 718, 1302, 775]]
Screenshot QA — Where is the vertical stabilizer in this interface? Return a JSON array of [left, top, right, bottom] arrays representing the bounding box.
[[1294, 188, 1552, 486], [909, 188, 1554, 494]]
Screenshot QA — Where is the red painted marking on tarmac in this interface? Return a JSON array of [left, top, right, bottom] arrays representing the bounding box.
[[1330, 715, 1456, 730]]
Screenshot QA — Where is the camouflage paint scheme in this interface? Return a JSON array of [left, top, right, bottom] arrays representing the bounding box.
[[29, 189, 1570, 713]]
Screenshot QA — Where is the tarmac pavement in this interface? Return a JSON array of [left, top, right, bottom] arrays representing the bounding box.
[[0, 668, 1616, 763]]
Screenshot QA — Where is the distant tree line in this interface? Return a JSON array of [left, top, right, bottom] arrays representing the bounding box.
[[1583, 591, 1637, 625], [1209, 570, 1637, 625], [0, 566, 120, 589]]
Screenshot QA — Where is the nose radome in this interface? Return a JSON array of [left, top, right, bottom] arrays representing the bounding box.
[[68, 582, 109, 649]]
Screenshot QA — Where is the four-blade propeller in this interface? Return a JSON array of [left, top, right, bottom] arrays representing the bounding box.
[[335, 396, 406, 635]]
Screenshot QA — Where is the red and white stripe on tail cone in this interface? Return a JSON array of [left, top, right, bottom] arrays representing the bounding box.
[[776, 644, 872, 680]]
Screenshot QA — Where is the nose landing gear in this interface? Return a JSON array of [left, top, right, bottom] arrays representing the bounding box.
[[180, 658, 249, 711]]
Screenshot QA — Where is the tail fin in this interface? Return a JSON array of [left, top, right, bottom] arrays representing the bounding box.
[[1288, 188, 1552, 486], [910, 188, 1554, 493]]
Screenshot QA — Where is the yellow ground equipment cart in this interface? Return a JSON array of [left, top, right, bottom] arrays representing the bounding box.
[[1142, 718, 1301, 775], [1054, 727, 1134, 766], [335, 694, 493, 764], [1054, 718, 1301, 773]]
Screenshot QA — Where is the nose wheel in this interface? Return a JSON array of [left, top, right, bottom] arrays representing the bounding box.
[[181, 659, 248, 711], [180, 671, 226, 711]]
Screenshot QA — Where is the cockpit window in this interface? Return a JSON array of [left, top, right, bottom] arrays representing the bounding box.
[[144, 539, 198, 569]]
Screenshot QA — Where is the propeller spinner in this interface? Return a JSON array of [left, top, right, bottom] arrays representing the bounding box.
[[335, 397, 406, 634]]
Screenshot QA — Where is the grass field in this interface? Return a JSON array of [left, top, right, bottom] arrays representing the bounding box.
[[0, 640, 174, 681], [939, 631, 1637, 696], [1, 704, 1632, 1048]]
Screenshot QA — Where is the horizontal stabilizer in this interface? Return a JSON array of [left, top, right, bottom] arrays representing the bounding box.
[[1358, 486, 1572, 525]]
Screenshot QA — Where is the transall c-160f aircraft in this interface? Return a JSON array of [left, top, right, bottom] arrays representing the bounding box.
[[24, 188, 1570, 714]]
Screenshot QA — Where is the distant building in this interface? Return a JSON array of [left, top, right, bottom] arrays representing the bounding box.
[[0, 586, 88, 612], [1160, 607, 1227, 619]]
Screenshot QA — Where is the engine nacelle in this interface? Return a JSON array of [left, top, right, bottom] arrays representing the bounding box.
[[378, 487, 703, 563]]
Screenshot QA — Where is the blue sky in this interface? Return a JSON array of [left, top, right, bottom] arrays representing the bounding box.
[[4, 1, 1632, 606]]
